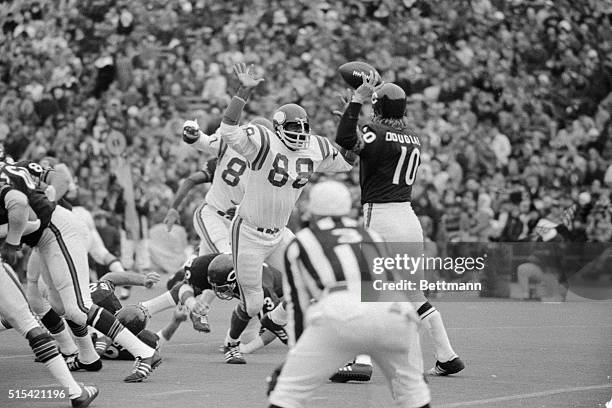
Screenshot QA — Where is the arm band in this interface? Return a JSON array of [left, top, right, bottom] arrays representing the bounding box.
[[222, 96, 246, 126]]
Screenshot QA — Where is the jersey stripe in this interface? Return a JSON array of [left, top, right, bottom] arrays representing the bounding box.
[[333, 244, 361, 283], [49, 222, 88, 313], [217, 139, 228, 161], [296, 229, 336, 288], [251, 125, 271, 170], [323, 138, 331, 158], [284, 242, 308, 341]]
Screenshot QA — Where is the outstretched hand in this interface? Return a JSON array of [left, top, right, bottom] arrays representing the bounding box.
[[332, 88, 353, 118], [352, 70, 378, 104], [233, 63, 264, 89]]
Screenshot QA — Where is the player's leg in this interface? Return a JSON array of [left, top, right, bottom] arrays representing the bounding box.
[[268, 318, 354, 408], [41, 209, 161, 381], [193, 206, 233, 325], [224, 217, 275, 363], [370, 317, 431, 408], [26, 252, 79, 357], [370, 203, 463, 374], [0, 264, 98, 405]]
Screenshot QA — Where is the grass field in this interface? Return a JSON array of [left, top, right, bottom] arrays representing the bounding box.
[[1, 284, 611, 408]]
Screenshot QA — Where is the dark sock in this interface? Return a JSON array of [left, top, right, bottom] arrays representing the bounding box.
[[86, 304, 124, 340], [65, 319, 89, 337], [41, 309, 65, 334], [27, 327, 60, 363], [229, 304, 251, 340]]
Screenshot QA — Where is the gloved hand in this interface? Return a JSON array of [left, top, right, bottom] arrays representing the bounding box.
[[182, 119, 200, 144]]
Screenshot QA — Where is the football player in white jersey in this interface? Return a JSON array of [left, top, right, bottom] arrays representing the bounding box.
[[216, 63, 353, 363]]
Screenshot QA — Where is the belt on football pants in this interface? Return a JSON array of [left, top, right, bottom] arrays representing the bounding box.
[[326, 283, 348, 294], [216, 210, 234, 220], [256, 227, 280, 234]]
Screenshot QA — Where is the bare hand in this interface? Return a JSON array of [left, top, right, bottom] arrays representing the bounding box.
[[143, 272, 161, 288], [332, 88, 353, 117], [233, 63, 264, 89], [164, 208, 180, 232], [173, 305, 189, 322], [192, 294, 210, 316], [352, 70, 378, 104]]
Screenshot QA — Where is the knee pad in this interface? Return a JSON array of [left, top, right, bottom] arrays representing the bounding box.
[[26, 328, 60, 363]]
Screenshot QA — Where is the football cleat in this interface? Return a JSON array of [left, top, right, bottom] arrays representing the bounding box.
[[427, 357, 465, 376], [67, 357, 103, 372], [330, 363, 373, 383], [71, 383, 99, 408], [259, 313, 288, 345], [190, 311, 211, 333], [223, 342, 246, 364], [123, 351, 162, 383]]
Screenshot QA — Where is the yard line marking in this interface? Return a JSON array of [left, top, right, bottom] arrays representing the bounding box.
[[449, 325, 612, 330], [0, 354, 31, 360], [439, 384, 612, 407], [143, 389, 201, 397]]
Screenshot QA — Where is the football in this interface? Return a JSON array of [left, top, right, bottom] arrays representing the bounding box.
[[338, 61, 382, 89]]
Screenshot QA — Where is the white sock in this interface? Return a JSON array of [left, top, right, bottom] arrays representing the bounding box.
[[108, 259, 126, 273], [52, 327, 78, 356], [156, 330, 167, 348], [224, 330, 239, 346], [422, 310, 457, 362], [141, 291, 176, 315], [44, 355, 81, 398], [73, 335, 99, 364], [115, 328, 154, 359], [269, 303, 287, 326], [355, 354, 372, 366]]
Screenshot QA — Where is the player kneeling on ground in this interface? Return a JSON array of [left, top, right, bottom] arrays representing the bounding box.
[[267, 180, 431, 408]]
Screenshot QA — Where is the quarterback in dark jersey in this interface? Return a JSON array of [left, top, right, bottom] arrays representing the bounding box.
[[335, 76, 464, 377]]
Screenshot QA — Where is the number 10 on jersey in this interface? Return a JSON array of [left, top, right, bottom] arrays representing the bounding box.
[[392, 147, 420, 185]]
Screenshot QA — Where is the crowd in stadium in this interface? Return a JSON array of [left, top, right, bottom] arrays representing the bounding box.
[[1, 0, 611, 272]]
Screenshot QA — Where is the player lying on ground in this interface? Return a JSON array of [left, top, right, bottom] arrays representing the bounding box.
[[267, 180, 431, 408], [334, 73, 464, 377], [146, 253, 286, 355], [0, 162, 162, 382], [216, 63, 353, 364]]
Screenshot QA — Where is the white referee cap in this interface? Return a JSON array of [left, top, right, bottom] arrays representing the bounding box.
[[308, 180, 352, 216]]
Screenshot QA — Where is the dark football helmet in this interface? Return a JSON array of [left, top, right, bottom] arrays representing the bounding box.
[[372, 83, 406, 119], [115, 304, 150, 335], [272, 104, 310, 150], [207, 254, 236, 300]]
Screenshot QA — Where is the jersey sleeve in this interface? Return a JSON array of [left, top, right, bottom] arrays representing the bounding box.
[[315, 137, 353, 173], [357, 124, 383, 159], [15, 160, 46, 185], [217, 122, 267, 167], [200, 158, 218, 179], [189, 130, 223, 155]]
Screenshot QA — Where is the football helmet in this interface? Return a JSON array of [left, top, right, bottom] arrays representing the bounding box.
[[207, 254, 237, 300], [372, 83, 406, 119], [115, 304, 150, 335], [272, 104, 310, 150]]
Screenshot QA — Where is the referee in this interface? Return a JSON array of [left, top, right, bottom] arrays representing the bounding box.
[[268, 180, 431, 408]]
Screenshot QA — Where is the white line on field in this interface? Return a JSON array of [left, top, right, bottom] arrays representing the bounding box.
[[449, 325, 612, 330], [143, 389, 201, 397], [0, 354, 31, 360], [439, 384, 612, 407]]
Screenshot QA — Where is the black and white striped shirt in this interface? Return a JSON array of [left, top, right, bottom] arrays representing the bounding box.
[[283, 216, 388, 340]]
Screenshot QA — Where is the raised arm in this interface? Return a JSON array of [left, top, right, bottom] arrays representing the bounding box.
[[335, 71, 378, 154], [182, 120, 222, 154], [217, 63, 265, 163], [164, 158, 216, 232]]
